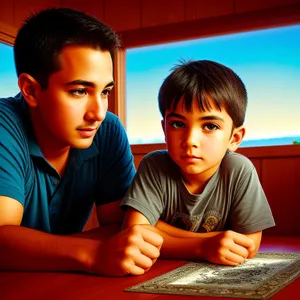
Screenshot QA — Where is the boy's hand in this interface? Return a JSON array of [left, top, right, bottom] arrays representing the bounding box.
[[201, 230, 255, 266], [87, 225, 163, 276]]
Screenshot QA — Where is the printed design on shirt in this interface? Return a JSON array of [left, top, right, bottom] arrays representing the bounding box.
[[201, 210, 221, 232], [170, 212, 202, 232]]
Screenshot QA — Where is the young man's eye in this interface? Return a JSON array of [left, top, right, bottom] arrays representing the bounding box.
[[102, 89, 112, 97], [203, 123, 219, 131], [170, 121, 185, 128], [70, 89, 87, 97]]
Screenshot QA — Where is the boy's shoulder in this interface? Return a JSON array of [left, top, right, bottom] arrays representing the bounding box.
[[140, 149, 179, 173], [144, 149, 172, 164], [220, 151, 255, 174]]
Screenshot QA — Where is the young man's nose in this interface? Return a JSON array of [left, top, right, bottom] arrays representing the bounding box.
[[85, 95, 107, 122]]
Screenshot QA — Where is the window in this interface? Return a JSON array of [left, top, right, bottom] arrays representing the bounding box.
[[126, 25, 300, 147], [0, 43, 19, 98]]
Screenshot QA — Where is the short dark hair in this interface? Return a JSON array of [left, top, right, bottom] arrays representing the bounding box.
[[14, 7, 121, 89], [158, 60, 247, 128]]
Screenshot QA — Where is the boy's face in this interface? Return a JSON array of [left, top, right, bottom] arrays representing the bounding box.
[[32, 45, 114, 150], [162, 97, 244, 182]]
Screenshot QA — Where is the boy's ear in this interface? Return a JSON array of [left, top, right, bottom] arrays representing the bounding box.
[[228, 126, 246, 152], [18, 73, 41, 108]]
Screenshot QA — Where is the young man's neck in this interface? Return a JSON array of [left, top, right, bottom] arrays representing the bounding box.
[[30, 116, 71, 177], [42, 146, 71, 177]]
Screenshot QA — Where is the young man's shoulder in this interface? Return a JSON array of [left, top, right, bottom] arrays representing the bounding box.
[[93, 112, 125, 143], [101, 111, 120, 125], [0, 93, 29, 138], [0, 93, 24, 116]]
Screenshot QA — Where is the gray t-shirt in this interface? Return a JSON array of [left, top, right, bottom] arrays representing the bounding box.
[[121, 150, 275, 234]]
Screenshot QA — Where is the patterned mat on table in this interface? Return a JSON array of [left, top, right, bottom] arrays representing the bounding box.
[[125, 252, 300, 299]]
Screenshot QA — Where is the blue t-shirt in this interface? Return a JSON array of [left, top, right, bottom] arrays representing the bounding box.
[[0, 93, 136, 234]]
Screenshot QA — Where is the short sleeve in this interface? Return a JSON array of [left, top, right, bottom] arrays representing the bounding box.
[[121, 153, 165, 225], [229, 157, 275, 233]]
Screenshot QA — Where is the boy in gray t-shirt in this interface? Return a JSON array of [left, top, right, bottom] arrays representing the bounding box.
[[121, 60, 275, 266]]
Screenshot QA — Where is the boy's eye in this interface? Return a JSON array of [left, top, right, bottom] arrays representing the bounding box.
[[203, 123, 219, 131], [70, 88, 87, 97], [170, 121, 185, 128]]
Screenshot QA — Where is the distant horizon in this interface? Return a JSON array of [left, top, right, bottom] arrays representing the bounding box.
[[129, 135, 300, 147]]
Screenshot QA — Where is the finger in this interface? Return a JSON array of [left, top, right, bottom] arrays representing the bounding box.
[[137, 239, 161, 260], [229, 243, 249, 259], [233, 233, 254, 249], [224, 251, 246, 265], [124, 262, 147, 276], [140, 227, 163, 248], [128, 250, 154, 270]]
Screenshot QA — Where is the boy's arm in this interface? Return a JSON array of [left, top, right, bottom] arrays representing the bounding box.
[[245, 231, 262, 258], [0, 196, 162, 276], [123, 208, 255, 266], [156, 219, 262, 258]]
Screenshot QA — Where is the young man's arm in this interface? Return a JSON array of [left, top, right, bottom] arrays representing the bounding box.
[[123, 208, 256, 266], [0, 196, 163, 276]]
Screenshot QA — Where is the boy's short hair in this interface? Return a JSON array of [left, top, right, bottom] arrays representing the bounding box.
[[14, 7, 121, 89], [158, 60, 247, 128]]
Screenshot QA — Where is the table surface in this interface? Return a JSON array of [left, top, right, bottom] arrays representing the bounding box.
[[1, 236, 299, 300]]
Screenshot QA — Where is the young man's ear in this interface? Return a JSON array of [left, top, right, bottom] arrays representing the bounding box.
[[228, 126, 246, 152], [18, 73, 41, 108]]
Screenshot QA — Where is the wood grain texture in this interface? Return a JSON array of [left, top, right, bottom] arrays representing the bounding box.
[[186, 0, 234, 20]]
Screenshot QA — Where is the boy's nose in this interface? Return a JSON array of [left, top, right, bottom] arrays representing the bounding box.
[[184, 129, 200, 148]]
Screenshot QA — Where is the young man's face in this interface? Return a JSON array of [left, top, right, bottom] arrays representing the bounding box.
[[162, 97, 243, 183], [33, 45, 114, 150]]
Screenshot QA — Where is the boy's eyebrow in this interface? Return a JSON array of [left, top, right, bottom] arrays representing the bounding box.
[[166, 112, 185, 119], [166, 112, 225, 122], [65, 80, 115, 88]]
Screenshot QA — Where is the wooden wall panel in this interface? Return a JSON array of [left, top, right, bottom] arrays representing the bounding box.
[[234, 0, 300, 13], [261, 157, 300, 236], [0, 1, 14, 30], [186, 0, 234, 21], [141, 0, 185, 28], [249, 158, 261, 180], [121, 3, 300, 48], [59, 0, 104, 21], [13, 0, 60, 29], [104, 0, 141, 32]]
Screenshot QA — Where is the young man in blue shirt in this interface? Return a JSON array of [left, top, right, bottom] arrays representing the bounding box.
[[122, 60, 275, 266], [0, 7, 162, 276]]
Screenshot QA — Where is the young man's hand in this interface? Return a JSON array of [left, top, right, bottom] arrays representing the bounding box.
[[200, 230, 255, 266], [86, 225, 163, 276]]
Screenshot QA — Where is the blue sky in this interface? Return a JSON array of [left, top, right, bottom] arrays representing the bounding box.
[[126, 24, 300, 145], [0, 43, 19, 97]]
